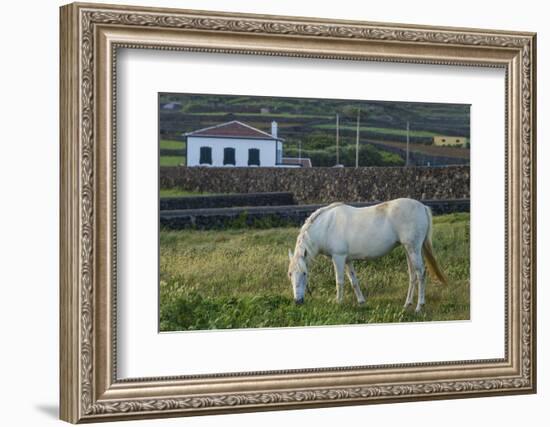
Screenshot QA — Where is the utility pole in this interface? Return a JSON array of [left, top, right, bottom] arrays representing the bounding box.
[[298, 140, 302, 161], [335, 113, 340, 166], [406, 121, 410, 167], [355, 108, 360, 168]]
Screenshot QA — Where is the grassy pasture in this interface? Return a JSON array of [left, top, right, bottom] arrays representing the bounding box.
[[159, 188, 216, 197], [160, 139, 185, 149], [314, 124, 439, 138], [160, 156, 185, 167], [160, 213, 470, 331], [159, 139, 185, 166]]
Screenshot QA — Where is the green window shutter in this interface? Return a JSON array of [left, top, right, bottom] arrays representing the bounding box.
[[223, 147, 236, 165], [199, 146, 212, 164], [248, 148, 260, 166]]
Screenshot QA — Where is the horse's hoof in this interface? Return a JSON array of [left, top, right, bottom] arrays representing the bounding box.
[[358, 300, 366, 306], [415, 305, 424, 313], [403, 302, 413, 310]]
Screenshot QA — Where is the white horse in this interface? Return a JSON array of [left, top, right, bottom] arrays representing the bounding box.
[[287, 198, 448, 312]]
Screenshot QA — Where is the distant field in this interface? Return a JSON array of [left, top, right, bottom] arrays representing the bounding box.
[[160, 156, 184, 167], [160, 188, 216, 197], [160, 139, 185, 150], [314, 124, 439, 138], [371, 140, 470, 159], [184, 111, 333, 119], [160, 212, 470, 331], [159, 140, 185, 166]]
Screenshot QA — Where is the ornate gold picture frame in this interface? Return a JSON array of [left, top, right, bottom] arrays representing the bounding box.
[[60, 2, 536, 423]]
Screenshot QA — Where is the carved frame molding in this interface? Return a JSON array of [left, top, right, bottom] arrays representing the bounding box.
[[60, 2, 536, 423]]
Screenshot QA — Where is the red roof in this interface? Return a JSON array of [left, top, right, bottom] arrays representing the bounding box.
[[186, 120, 280, 140]]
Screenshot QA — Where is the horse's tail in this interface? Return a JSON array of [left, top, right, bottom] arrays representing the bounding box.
[[422, 206, 448, 285]]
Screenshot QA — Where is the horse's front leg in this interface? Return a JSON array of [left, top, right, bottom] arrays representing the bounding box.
[[332, 255, 346, 304], [345, 261, 366, 305]]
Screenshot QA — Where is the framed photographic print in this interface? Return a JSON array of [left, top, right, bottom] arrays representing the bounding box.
[[60, 2, 537, 423], [158, 92, 471, 330]]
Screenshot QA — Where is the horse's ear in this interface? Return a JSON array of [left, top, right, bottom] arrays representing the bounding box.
[[288, 249, 293, 260]]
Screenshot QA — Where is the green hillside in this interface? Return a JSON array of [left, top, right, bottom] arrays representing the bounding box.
[[159, 93, 470, 167]]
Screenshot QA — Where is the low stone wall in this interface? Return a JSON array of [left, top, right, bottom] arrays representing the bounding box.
[[160, 165, 469, 205], [160, 199, 470, 230], [160, 192, 295, 211]]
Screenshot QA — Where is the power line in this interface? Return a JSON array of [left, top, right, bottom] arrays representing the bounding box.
[[406, 121, 410, 167], [335, 113, 340, 166], [355, 108, 360, 168]]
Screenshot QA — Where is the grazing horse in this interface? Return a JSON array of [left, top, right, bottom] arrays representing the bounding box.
[[287, 198, 448, 312]]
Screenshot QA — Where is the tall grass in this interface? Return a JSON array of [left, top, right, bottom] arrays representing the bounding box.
[[160, 213, 470, 331]]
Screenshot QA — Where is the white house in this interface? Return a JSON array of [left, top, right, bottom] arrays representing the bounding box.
[[184, 120, 284, 167]]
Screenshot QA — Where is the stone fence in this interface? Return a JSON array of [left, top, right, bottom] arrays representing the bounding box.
[[160, 165, 469, 205], [160, 192, 295, 211], [160, 199, 470, 230]]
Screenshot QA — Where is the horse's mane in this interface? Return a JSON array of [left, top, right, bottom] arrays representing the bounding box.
[[292, 202, 344, 270]]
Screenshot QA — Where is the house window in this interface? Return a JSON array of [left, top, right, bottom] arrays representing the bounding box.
[[248, 148, 260, 166], [199, 146, 212, 165], [223, 147, 236, 165]]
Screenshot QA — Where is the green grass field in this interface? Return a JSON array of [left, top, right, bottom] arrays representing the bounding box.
[[160, 156, 185, 167], [184, 111, 334, 119], [159, 140, 185, 166], [160, 213, 470, 331], [160, 139, 185, 149], [159, 188, 216, 197], [314, 124, 439, 138]]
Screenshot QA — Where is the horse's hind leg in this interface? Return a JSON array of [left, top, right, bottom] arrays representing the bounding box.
[[345, 261, 366, 305], [416, 261, 427, 313], [332, 254, 346, 304], [407, 245, 426, 313], [403, 248, 416, 309]]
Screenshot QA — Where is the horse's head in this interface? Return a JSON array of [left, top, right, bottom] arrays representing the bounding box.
[[288, 249, 308, 305]]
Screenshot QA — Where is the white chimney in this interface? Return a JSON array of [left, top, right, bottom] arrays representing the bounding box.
[[271, 121, 278, 139]]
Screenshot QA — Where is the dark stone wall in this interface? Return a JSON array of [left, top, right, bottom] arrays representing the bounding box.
[[160, 199, 470, 230], [160, 165, 469, 205], [160, 192, 295, 211]]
